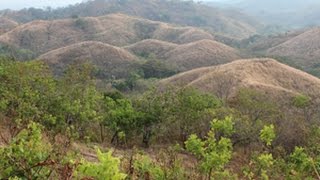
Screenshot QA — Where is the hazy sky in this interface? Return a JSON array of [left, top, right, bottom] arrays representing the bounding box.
[[0, 0, 86, 10], [0, 0, 227, 10]]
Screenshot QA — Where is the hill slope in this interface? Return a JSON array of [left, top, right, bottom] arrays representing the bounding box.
[[161, 58, 320, 99], [124, 39, 178, 59], [38, 41, 138, 79], [268, 28, 320, 62], [213, 0, 320, 28], [1, 0, 260, 39], [125, 39, 241, 71], [0, 17, 18, 35], [163, 39, 241, 71], [0, 13, 214, 55]]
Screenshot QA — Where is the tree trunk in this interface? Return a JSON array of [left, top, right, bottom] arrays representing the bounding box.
[[142, 126, 151, 148], [111, 131, 119, 145], [100, 123, 104, 143]]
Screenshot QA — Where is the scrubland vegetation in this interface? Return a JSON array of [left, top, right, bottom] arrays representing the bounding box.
[[1, 0, 320, 179], [1, 58, 320, 179]]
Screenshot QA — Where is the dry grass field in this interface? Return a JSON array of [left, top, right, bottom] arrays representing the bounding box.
[[161, 58, 320, 99], [38, 41, 138, 78], [0, 13, 215, 55]]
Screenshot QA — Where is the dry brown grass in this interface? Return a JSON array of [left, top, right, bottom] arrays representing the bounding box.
[[163, 39, 241, 71], [38, 41, 138, 78], [124, 39, 178, 59], [0, 13, 214, 55], [267, 27, 320, 65], [161, 58, 320, 99], [125, 39, 240, 71], [0, 17, 18, 35], [37, 38, 241, 78]]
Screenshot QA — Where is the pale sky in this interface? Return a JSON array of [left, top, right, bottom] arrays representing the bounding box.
[[0, 0, 86, 10], [0, 0, 225, 10]]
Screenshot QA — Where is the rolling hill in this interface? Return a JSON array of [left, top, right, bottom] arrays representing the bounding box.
[[210, 0, 320, 28], [0, 17, 18, 35], [39, 38, 241, 78], [163, 39, 241, 71], [0, 13, 214, 55], [1, 0, 261, 39], [267, 28, 320, 62], [125, 39, 241, 71], [38, 41, 138, 79], [266, 27, 320, 76], [161, 58, 320, 99], [124, 39, 178, 59]]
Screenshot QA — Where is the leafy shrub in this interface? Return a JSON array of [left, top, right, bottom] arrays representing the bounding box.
[[0, 122, 52, 179], [185, 116, 234, 178], [133, 154, 165, 180], [260, 124, 276, 146], [76, 148, 126, 180]]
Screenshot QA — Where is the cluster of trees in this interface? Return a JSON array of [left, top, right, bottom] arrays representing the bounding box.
[[0, 58, 320, 179]]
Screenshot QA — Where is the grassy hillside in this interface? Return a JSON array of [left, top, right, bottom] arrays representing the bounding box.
[[161, 58, 320, 99], [266, 28, 320, 76], [0, 13, 214, 55], [38, 41, 138, 79], [0, 17, 18, 35], [1, 58, 320, 179], [0, 0, 261, 39], [212, 0, 320, 28]]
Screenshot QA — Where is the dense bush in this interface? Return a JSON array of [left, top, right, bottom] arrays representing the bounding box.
[[1, 59, 320, 179]]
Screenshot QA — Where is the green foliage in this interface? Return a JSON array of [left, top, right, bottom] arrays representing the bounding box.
[[292, 94, 311, 108], [185, 116, 234, 178], [74, 18, 88, 30], [0, 60, 56, 126], [106, 98, 142, 144], [289, 147, 313, 174], [55, 63, 103, 136], [0, 122, 52, 179], [184, 134, 205, 159], [233, 88, 279, 122], [257, 153, 274, 179], [112, 72, 142, 91], [141, 59, 176, 79], [260, 124, 276, 146], [133, 154, 165, 180], [133, 150, 186, 180], [211, 116, 235, 137], [165, 88, 222, 142], [76, 148, 126, 180], [0, 44, 35, 61]]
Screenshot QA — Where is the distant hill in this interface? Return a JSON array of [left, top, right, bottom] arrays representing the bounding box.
[[162, 39, 240, 71], [126, 39, 241, 71], [161, 58, 320, 99], [38, 41, 138, 79], [0, 13, 214, 55], [0, 17, 18, 35], [39, 38, 241, 78], [208, 0, 320, 28], [0, 0, 261, 39], [267, 28, 320, 75], [124, 39, 178, 59]]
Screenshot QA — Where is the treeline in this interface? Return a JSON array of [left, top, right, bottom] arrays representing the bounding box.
[[0, 58, 320, 179]]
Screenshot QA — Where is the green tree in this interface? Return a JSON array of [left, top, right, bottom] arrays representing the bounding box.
[[0, 60, 57, 129], [166, 88, 221, 142], [55, 63, 103, 138], [104, 98, 141, 145], [260, 124, 276, 147], [0, 123, 53, 179], [185, 116, 234, 179], [76, 148, 126, 180], [134, 88, 168, 147]]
